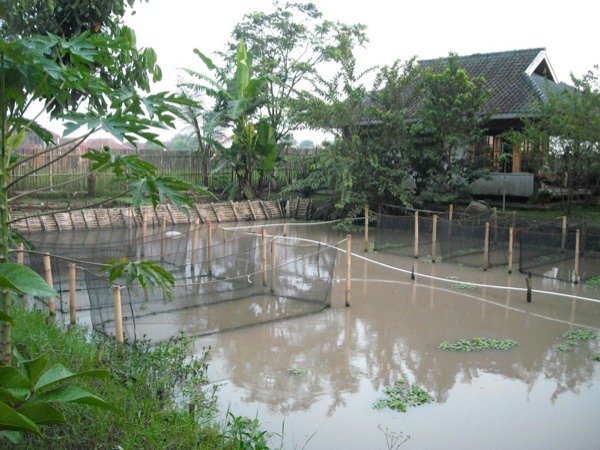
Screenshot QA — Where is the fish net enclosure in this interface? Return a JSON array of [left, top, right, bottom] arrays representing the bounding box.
[[518, 218, 600, 282], [20, 224, 339, 342]]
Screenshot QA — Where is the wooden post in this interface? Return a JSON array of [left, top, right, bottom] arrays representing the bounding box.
[[69, 263, 77, 325], [262, 229, 268, 286], [160, 217, 166, 262], [492, 207, 498, 244], [483, 222, 490, 271], [346, 235, 352, 307], [16, 243, 24, 265], [207, 222, 213, 277], [511, 210, 517, 228], [526, 273, 532, 303], [414, 211, 419, 259], [574, 229, 580, 284], [561, 216, 567, 253], [431, 214, 438, 263], [447, 204, 453, 238], [283, 223, 287, 237], [112, 285, 124, 349], [141, 213, 147, 258], [270, 236, 277, 294], [191, 219, 200, 265], [364, 206, 369, 252], [508, 227, 514, 274], [43, 254, 56, 316]]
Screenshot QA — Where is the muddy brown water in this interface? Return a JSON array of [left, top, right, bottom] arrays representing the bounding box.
[[27, 222, 600, 449], [191, 223, 600, 450]]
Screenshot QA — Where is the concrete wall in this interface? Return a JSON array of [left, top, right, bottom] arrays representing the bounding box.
[[471, 172, 534, 197]]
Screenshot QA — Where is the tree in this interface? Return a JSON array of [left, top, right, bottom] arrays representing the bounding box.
[[183, 41, 277, 200], [223, 1, 368, 143], [406, 54, 490, 204], [1, 7, 208, 366], [286, 57, 413, 225], [510, 68, 600, 214]]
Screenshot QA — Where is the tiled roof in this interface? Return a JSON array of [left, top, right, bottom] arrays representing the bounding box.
[[417, 48, 565, 119]]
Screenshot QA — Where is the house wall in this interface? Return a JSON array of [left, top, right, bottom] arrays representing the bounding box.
[[471, 172, 534, 197]]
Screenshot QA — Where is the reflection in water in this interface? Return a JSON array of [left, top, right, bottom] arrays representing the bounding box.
[[192, 225, 600, 450]]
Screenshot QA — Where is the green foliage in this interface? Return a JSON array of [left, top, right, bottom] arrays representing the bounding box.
[[101, 257, 175, 301], [438, 338, 519, 352], [584, 276, 600, 287], [593, 353, 600, 362], [0, 264, 57, 298], [373, 379, 434, 412], [223, 411, 270, 450], [562, 329, 597, 341], [287, 367, 305, 376]]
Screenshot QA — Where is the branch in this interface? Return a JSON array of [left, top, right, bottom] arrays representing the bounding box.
[[8, 189, 134, 225]]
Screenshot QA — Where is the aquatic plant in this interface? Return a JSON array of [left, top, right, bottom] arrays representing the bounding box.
[[438, 338, 518, 352], [287, 368, 305, 376], [378, 425, 410, 449], [373, 379, 434, 412], [451, 282, 479, 291], [563, 330, 597, 341], [584, 276, 600, 287], [593, 353, 600, 362]]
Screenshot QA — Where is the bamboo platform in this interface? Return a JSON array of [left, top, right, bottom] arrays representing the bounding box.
[[10, 198, 313, 233]]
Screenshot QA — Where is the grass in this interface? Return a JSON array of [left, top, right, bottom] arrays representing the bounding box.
[[438, 337, 519, 352], [8, 304, 273, 449], [584, 276, 600, 287], [373, 380, 434, 413]]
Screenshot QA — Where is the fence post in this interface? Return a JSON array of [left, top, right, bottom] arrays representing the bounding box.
[[43, 254, 56, 317], [270, 236, 277, 294], [364, 206, 369, 252], [561, 216, 567, 253], [447, 204, 453, 238], [207, 222, 213, 277], [483, 222, 490, 271], [432, 214, 438, 263], [346, 235, 352, 307], [508, 227, 514, 274], [16, 243, 24, 265], [574, 229, 580, 284], [283, 223, 287, 237], [141, 213, 147, 258], [160, 217, 166, 262], [69, 263, 77, 325], [262, 229, 268, 286], [112, 285, 124, 350], [414, 211, 419, 259], [492, 207, 498, 244], [191, 219, 200, 265]]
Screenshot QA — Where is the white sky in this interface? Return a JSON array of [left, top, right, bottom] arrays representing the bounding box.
[[125, 0, 600, 143]]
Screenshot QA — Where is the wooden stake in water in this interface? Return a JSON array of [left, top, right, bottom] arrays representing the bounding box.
[[16, 243, 24, 265], [447, 204, 453, 238], [508, 227, 514, 274], [364, 206, 369, 252], [69, 263, 77, 325], [492, 207, 498, 244], [191, 219, 200, 265], [283, 223, 287, 237], [112, 285, 124, 349], [270, 236, 277, 294], [561, 216, 567, 253], [207, 222, 213, 278], [43, 254, 56, 316], [141, 213, 147, 258], [160, 217, 166, 262], [483, 222, 490, 271], [262, 229, 268, 286], [432, 214, 438, 263], [346, 235, 352, 307], [574, 229, 580, 283], [414, 211, 419, 259]]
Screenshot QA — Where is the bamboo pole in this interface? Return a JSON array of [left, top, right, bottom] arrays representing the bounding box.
[[508, 227, 514, 274], [16, 243, 24, 265], [262, 229, 268, 286], [431, 214, 438, 263], [414, 211, 419, 259], [191, 219, 199, 265], [160, 217, 166, 262], [511, 211, 517, 228], [270, 236, 277, 294], [492, 207, 498, 244], [574, 229, 580, 284], [112, 285, 124, 349], [43, 254, 56, 316], [346, 235, 352, 307], [447, 204, 453, 238], [364, 206, 369, 252], [483, 222, 490, 271], [141, 213, 147, 258], [207, 222, 213, 277], [69, 263, 77, 325], [561, 216, 567, 253], [283, 223, 287, 237]]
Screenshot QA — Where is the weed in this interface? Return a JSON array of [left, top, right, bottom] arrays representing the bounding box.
[[287, 367, 305, 376], [584, 276, 600, 287], [378, 424, 410, 449], [438, 337, 519, 352], [593, 353, 600, 362], [373, 379, 434, 412], [563, 329, 597, 341], [223, 411, 271, 450], [451, 282, 479, 291]]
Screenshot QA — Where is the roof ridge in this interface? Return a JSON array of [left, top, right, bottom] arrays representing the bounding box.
[[418, 48, 545, 64]]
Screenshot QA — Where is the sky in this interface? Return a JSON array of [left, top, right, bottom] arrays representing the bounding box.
[[105, 1, 600, 143]]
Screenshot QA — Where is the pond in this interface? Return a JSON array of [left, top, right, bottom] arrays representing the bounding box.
[[190, 222, 600, 449]]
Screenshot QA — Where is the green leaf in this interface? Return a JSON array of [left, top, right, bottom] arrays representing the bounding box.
[[0, 402, 41, 437], [24, 386, 120, 412], [34, 364, 109, 391], [0, 367, 33, 390], [0, 264, 57, 297], [0, 430, 23, 444], [0, 310, 16, 326], [17, 403, 66, 426], [22, 355, 49, 386], [0, 387, 30, 405]]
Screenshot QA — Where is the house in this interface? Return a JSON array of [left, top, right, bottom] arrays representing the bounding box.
[[414, 48, 572, 197]]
